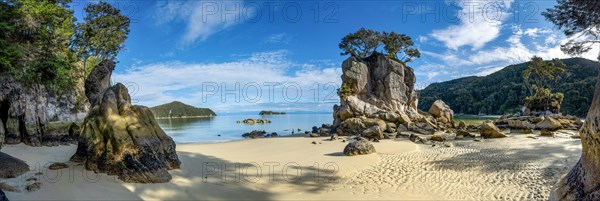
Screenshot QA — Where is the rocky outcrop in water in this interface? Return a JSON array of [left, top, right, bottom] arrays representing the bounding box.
[[332, 54, 453, 136], [550, 73, 600, 200], [70, 60, 181, 183]]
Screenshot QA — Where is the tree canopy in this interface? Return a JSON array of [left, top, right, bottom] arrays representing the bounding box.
[[72, 1, 131, 77], [339, 28, 420, 62], [0, 0, 130, 94], [543, 0, 600, 60]]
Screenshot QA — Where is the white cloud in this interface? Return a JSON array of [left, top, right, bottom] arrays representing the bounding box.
[[154, 1, 249, 46], [430, 0, 514, 50], [112, 50, 342, 113], [263, 33, 293, 44]]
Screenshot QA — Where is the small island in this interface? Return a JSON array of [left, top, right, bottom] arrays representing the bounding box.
[[150, 101, 216, 119], [259, 110, 286, 115]]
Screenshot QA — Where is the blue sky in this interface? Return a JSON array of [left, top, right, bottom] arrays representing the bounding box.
[[72, 0, 600, 114]]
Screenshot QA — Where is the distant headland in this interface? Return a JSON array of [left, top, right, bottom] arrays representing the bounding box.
[[150, 101, 216, 119]]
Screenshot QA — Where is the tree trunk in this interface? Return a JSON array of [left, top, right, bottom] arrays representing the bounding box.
[[550, 68, 600, 200]]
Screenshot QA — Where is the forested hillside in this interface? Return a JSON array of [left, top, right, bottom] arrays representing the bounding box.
[[418, 58, 598, 117], [150, 101, 216, 118]]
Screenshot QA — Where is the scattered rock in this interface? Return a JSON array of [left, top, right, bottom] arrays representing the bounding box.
[[535, 117, 562, 131], [0, 182, 20, 193], [457, 121, 466, 130], [330, 134, 338, 141], [311, 141, 317, 145], [510, 128, 533, 134], [455, 135, 464, 140], [25, 182, 42, 192], [474, 138, 484, 142], [540, 130, 555, 137], [309, 133, 319, 137], [409, 134, 429, 144], [444, 142, 454, 147], [430, 134, 445, 142], [26, 178, 36, 182], [361, 126, 384, 140], [242, 130, 266, 138], [480, 122, 508, 138], [571, 134, 581, 139], [527, 136, 538, 139], [0, 152, 29, 178], [48, 162, 68, 170], [343, 137, 376, 156], [240, 119, 271, 124]]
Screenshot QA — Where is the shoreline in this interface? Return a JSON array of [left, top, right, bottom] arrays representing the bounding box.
[[1, 132, 581, 200]]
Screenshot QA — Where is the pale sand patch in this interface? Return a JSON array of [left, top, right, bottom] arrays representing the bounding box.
[[1, 132, 581, 200]]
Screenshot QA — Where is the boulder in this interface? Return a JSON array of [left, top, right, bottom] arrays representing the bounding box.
[[242, 130, 266, 138], [362, 126, 384, 140], [551, 73, 600, 200], [409, 133, 430, 143], [48, 162, 69, 170], [343, 137, 376, 156], [428, 100, 455, 128], [0, 189, 7, 201], [457, 121, 466, 130], [70, 61, 180, 183], [536, 117, 562, 131], [330, 134, 338, 141], [0, 152, 29, 178], [480, 122, 508, 138], [540, 130, 555, 137]]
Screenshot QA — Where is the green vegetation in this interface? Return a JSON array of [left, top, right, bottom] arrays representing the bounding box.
[[337, 83, 354, 98], [72, 1, 130, 78], [259, 111, 286, 115], [418, 58, 598, 117], [339, 28, 420, 62], [150, 101, 216, 118], [543, 0, 600, 60], [0, 0, 129, 98], [522, 56, 566, 113]]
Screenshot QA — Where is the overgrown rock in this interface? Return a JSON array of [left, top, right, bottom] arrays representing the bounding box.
[[70, 61, 180, 183]]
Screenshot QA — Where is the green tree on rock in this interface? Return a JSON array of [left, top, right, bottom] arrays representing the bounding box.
[[339, 28, 420, 62], [543, 0, 600, 61], [72, 1, 131, 78]]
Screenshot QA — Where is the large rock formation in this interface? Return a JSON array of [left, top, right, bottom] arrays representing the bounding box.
[[333, 54, 452, 136], [70, 60, 181, 183], [0, 75, 87, 148], [550, 73, 600, 200]]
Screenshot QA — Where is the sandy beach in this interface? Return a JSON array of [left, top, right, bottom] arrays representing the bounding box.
[[0, 131, 581, 201]]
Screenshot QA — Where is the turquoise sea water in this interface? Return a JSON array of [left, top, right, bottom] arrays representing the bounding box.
[[156, 113, 333, 144]]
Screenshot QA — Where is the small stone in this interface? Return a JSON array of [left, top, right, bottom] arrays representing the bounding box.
[[310, 133, 319, 137], [312, 141, 317, 144], [474, 138, 484, 142], [26, 182, 42, 192], [444, 142, 454, 147], [48, 162, 69, 170]]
